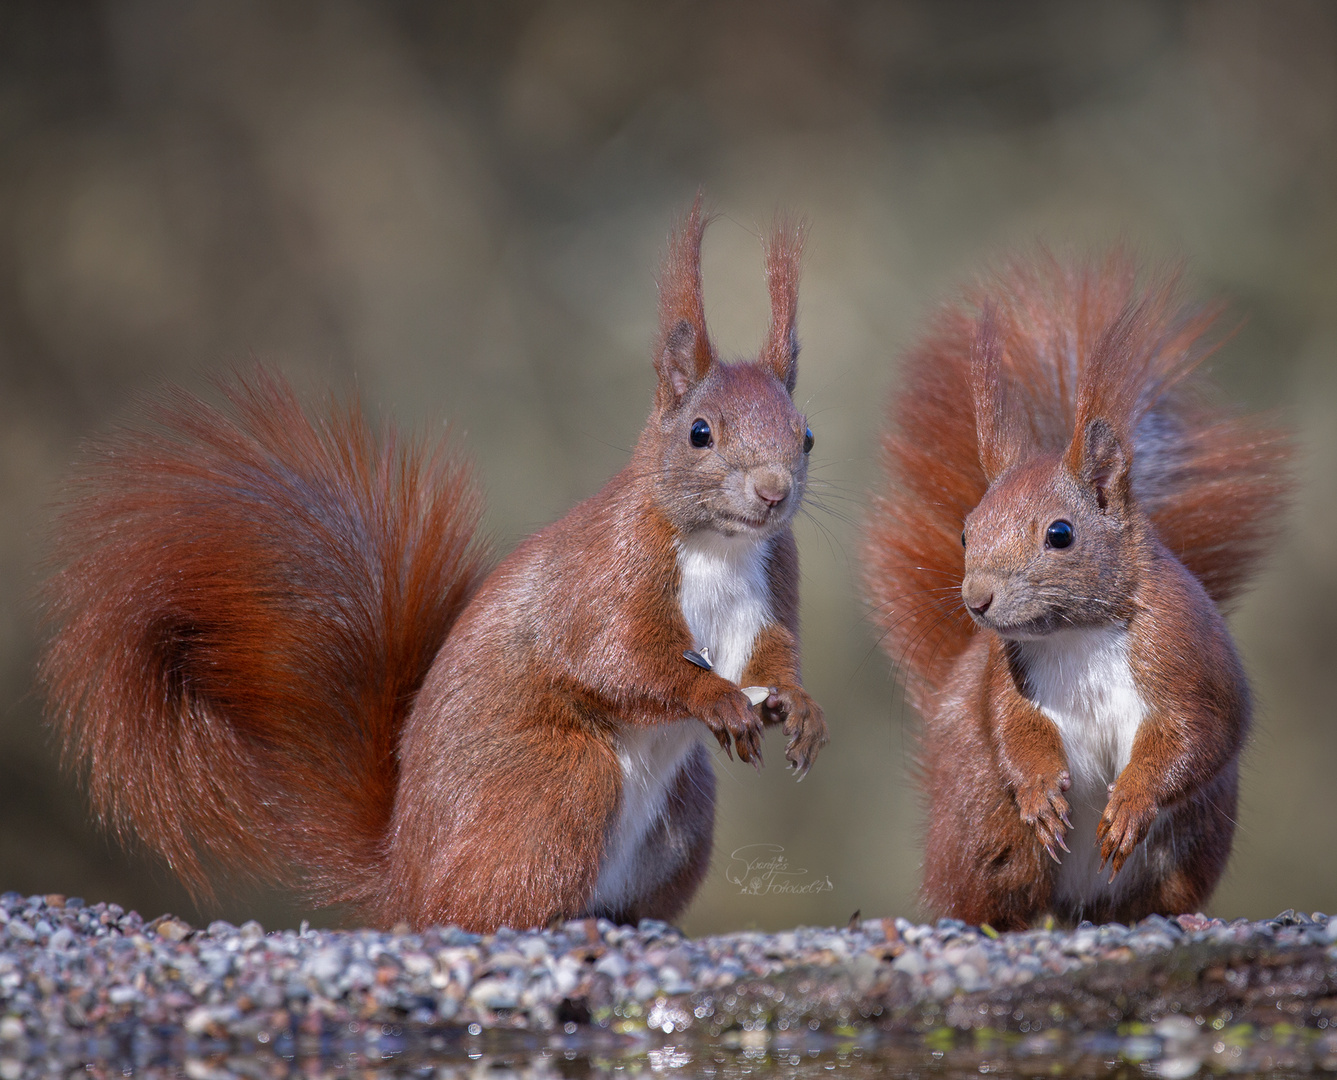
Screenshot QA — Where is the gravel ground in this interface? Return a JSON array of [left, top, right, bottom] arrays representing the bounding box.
[[2, 893, 1337, 1075]]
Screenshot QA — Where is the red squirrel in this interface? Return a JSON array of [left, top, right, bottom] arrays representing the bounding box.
[[39, 201, 829, 933], [863, 251, 1292, 929]]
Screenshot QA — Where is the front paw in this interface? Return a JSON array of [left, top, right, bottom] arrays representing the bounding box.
[[1014, 769, 1072, 863], [762, 687, 828, 779], [699, 689, 765, 767], [1096, 778, 1158, 879]]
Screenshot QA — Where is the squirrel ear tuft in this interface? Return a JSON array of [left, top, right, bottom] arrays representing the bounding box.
[[1079, 417, 1129, 510], [760, 215, 806, 393], [654, 195, 715, 407], [971, 306, 1031, 481]]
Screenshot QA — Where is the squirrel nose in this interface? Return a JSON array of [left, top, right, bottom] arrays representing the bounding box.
[[961, 580, 994, 617], [750, 468, 792, 508]]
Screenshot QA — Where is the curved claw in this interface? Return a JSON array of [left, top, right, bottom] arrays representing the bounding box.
[[700, 688, 767, 767], [736, 730, 764, 771], [1095, 794, 1154, 881], [1015, 774, 1073, 865], [770, 687, 829, 782]]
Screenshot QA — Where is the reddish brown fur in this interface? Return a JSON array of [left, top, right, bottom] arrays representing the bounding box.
[[653, 194, 718, 410], [918, 642, 1056, 930], [40, 372, 490, 907], [761, 216, 806, 392], [864, 250, 1291, 711], [921, 534, 1247, 928], [383, 206, 825, 931], [40, 202, 827, 932], [863, 250, 1292, 927]]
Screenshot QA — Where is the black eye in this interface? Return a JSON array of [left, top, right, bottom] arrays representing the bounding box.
[[961, 530, 967, 549], [1045, 520, 1074, 549], [803, 427, 814, 454], [689, 418, 712, 448]]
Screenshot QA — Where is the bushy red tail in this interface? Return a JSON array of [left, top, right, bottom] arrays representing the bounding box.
[[39, 370, 491, 914], [863, 250, 1293, 711]]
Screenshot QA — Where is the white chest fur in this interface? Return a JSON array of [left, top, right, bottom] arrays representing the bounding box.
[[587, 717, 701, 914], [675, 531, 775, 683], [1016, 625, 1145, 789], [589, 533, 774, 912], [1014, 625, 1152, 908]]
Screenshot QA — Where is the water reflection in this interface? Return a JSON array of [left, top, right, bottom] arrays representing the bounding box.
[[54, 1022, 1337, 1079]]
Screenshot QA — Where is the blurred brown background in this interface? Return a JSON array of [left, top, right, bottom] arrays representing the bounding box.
[[0, 0, 1333, 936]]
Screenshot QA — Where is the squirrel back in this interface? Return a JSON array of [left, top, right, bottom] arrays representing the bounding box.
[[39, 372, 491, 910], [863, 250, 1293, 711]]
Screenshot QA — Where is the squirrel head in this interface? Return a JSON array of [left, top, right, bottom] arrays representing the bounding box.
[[961, 415, 1143, 640], [642, 198, 812, 541], [958, 291, 1180, 640]]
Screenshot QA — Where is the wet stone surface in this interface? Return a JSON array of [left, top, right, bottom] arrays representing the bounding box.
[[1, 894, 1336, 1074]]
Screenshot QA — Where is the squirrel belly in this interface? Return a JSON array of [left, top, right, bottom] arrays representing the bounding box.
[[589, 529, 776, 916], [589, 724, 711, 918], [1008, 623, 1177, 917], [1011, 625, 1148, 909]]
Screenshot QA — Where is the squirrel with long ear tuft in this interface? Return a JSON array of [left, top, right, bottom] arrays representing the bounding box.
[[863, 249, 1293, 930], [39, 196, 828, 934]]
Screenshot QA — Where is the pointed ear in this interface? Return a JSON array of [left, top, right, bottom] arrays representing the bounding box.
[[760, 215, 806, 393], [971, 305, 1032, 481], [653, 196, 716, 408], [1078, 417, 1130, 510], [971, 306, 1005, 480]]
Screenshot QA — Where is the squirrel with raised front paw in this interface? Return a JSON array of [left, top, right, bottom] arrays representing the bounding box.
[[864, 251, 1292, 929], [39, 200, 828, 933]]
